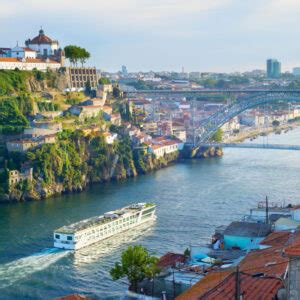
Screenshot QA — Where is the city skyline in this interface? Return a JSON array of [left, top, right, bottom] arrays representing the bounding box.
[[1, 0, 300, 72]]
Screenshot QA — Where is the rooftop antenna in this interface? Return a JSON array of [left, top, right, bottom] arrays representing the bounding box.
[[265, 196, 269, 225]]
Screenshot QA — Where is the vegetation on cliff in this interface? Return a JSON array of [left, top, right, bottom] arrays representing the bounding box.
[[2, 130, 179, 201]]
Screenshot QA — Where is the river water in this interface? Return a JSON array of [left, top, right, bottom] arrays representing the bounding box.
[[1, 128, 300, 299]]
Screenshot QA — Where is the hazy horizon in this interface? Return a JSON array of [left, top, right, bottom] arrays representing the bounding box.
[[1, 0, 300, 73]]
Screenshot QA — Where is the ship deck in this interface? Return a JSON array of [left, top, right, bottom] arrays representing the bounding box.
[[54, 203, 155, 234]]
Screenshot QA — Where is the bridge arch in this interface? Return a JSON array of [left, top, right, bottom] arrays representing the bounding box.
[[196, 93, 300, 145]]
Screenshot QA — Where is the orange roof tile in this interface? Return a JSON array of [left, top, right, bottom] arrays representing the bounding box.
[[284, 233, 300, 256], [0, 57, 59, 64], [199, 272, 283, 300], [260, 231, 291, 247], [157, 252, 186, 268], [176, 270, 233, 300], [239, 246, 288, 277]]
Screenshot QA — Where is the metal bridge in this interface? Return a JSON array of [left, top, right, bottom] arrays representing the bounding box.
[[125, 88, 300, 147], [199, 143, 300, 151], [125, 89, 300, 96], [194, 92, 300, 146]]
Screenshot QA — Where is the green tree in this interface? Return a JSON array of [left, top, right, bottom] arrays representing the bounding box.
[[210, 128, 223, 142], [110, 245, 161, 292], [64, 45, 90, 66], [98, 77, 111, 85], [79, 48, 90, 67]]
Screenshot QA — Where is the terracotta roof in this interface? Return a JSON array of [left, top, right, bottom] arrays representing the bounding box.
[[176, 270, 233, 300], [284, 233, 300, 256], [29, 29, 54, 45], [260, 231, 291, 247], [239, 246, 288, 277], [157, 252, 186, 268], [0, 57, 59, 64], [199, 272, 283, 300]]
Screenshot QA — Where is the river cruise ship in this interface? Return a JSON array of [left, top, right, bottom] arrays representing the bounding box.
[[53, 203, 156, 250]]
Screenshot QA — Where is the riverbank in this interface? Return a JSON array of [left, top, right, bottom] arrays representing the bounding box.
[[2, 146, 223, 203], [224, 121, 300, 143]]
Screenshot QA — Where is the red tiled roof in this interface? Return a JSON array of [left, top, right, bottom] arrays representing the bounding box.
[[239, 246, 288, 277], [199, 272, 283, 300], [176, 270, 233, 300], [157, 252, 186, 268], [0, 57, 59, 64], [285, 242, 300, 256], [30, 30, 54, 44], [260, 231, 291, 247], [177, 237, 289, 300], [284, 233, 300, 256]]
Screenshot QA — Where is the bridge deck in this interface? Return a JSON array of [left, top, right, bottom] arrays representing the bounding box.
[[199, 143, 300, 151]]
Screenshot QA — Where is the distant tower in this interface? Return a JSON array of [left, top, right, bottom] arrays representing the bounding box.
[[266, 59, 281, 78], [121, 65, 128, 75]]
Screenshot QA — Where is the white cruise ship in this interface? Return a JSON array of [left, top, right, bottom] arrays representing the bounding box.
[[53, 203, 156, 250]]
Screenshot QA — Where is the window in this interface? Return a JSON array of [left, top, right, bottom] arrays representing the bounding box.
[[67, 236, 73, 241], [55, 234, 60, 239]]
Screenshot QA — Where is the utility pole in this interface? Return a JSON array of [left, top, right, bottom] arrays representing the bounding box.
[[265, 196, 269, 225], [235, 266, 241, 300], [191, 99, 196, 146]]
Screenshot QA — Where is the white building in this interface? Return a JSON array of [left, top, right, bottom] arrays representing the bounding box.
[[25, 29, 59, 58], [0, 28, 64, 71], [0, 57, 61, 71], [11, 46, 37, 59]]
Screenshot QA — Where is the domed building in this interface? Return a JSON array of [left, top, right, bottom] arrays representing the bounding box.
[[0, 28, 64, 71], [25, 29, 60, 58]]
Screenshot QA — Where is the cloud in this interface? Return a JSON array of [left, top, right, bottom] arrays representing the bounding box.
[[244, 0, 300, 30], [1, 0, 232, 29]]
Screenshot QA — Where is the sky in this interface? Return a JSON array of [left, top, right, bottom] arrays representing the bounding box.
[[1, 0, 300, 72]]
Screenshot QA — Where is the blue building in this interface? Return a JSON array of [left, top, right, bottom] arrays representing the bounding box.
[[223, 221, 272, 250], [267, 59, 281, 78]]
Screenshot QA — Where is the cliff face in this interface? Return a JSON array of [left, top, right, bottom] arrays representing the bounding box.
[[25, 72, 68, 93], [181, 145, 223, 159], [3, 133, 179, 202]]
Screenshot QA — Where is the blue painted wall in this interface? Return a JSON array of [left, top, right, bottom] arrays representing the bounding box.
[[224, 235, 264, 250]]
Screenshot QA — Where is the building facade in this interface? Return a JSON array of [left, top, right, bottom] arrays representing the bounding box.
[[0, 29, 64, 71], [66, 67, 98, 90], [267, 59, 281, 78]]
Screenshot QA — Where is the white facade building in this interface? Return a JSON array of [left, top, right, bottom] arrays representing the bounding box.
[[11, 46, 37, 59], [0, 57, 61, 71], [0, 29, 64, 71], [25, 29, 59, 57]]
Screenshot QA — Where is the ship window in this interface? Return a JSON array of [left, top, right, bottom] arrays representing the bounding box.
[[67, 236, 73, 241], [55, 234, 60, 239]]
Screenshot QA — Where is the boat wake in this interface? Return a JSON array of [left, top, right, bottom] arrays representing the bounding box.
[[0, 248, 70, 289]]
